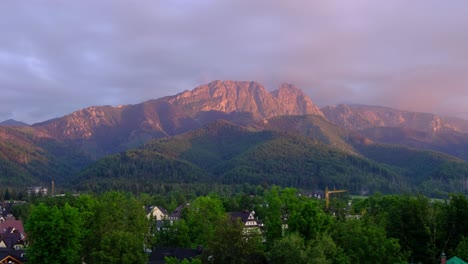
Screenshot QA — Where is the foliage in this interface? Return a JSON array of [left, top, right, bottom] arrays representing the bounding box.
[[362, 194, 446, 263], [0, 127, 92, 187], [183, 195, 225, 247], [202, 216, 266, 264], [331, 218, 407, 264], [21, 187, 468, 264], [72, 121, 468, 197], [86, 192, 148, 264], [288, 199, 332, 241], [269, 232, 347, 264], [164, 256, 202, 264], [262, 186, 284, 247], [454, 236, 468, 261], [357, 143, 468, 196], [25, 203, 82, 264], [155, 219, 191, 248], [268, 233, 310, 264], [25, 192, 149, 264]]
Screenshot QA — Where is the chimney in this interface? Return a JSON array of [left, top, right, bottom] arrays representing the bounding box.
[[441, 252, 447, 264]]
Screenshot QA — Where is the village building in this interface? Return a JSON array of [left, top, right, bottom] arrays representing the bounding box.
[[228, 210, 262, 236]]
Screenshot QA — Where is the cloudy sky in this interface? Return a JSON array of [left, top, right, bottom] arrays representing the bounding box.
[[2, 1, 468, 124]]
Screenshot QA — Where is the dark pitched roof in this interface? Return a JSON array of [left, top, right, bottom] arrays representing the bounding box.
[[0, 248, 25, 264], [148, 247, 201, 264], [229, 210, 253, 223], [0, 203, 13, 218], [169, 204, 189, 218], [1, 231, 23, 248]]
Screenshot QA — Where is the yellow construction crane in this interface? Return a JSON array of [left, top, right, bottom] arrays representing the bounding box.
[[325, 186, 347, 209]]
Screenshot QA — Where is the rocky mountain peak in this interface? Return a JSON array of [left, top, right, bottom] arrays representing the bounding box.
[[166, 80, 272, 119], [167, 80, 324, 119], [32, 80, 325, 150], [33, 105, 124, 139], [273, 83, 324, 117]]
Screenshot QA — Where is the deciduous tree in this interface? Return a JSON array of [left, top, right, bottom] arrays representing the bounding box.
[[25, 203, 82, 264]]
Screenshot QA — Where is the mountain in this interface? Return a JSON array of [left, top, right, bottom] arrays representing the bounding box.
[[167, 81, 324, 119], [322, 104, 468, 160], [0, 119, 29, 127], [3, 80, 468, 196], [358, 127, 468, 160], [73, 120, 402, 195], [322, 104, 467, 133], [353, 142, 468, 196], [73, 120, 468, 196], [259, 114, 357, 155], [32, 81, 324, 156], [0, 126, 91, 187]]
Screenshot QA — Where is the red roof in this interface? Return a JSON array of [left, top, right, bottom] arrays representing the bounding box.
[[0, 219, 25, 237]]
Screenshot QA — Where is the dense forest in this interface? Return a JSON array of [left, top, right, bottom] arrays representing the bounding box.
[[71, 121, 468, 198], [2, 118, 468, 198], [16, 186, 468, 264]]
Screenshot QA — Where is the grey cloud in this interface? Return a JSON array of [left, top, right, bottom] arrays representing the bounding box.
[[1, 0, 468, 123]]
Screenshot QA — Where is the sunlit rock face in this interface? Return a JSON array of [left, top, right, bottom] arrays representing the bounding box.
[[322, 104, 465, 134], [30, 81, 324, 154], [166, 80, 324, 119]]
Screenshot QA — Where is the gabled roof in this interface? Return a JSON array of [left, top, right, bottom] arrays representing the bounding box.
[[170, 204, 189, 218], [0, 232, 23, 248], [146, 206, 168, 215], [0, 219, 25, 237], [0, 248, 25, 264], [0, 231, 23, 248], [0, 203, 13, 218], [447, 256, 468, 264], [229, 210, 254, 223]]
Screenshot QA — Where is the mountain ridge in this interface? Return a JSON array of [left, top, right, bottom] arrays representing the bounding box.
[[322, 104, 468, 134], [0, 119, 29, 127], [31, 80, 324, 155], [1, 80, 468, 195]]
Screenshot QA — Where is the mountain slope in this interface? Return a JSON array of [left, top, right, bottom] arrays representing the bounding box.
[[322, 104, 466, 133], [0, 126, 91, 186], [260, 114, 357, 154], [353, 142, 468, 196], [33, 81, 324, 156], [74, 120, 468, 196], [359, 127, 468, 160], [70, 121, 400, 195], [322, 104, 468, 160], [0, 119, 29, 127]]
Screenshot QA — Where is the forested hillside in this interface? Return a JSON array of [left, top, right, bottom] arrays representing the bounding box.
[[0, 126, 91, 187], [73, 120, 468, 197]]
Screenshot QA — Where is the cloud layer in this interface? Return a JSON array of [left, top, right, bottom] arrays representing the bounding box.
[[1, 0, 468, 123]]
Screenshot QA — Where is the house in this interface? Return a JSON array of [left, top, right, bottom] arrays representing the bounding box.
[[0, 248, 25, 264], [228, 210, 262, 235], [147, 206, 169, 231], [147, 206, 168, 221], [0, 203, 13, 221], [0, 218, 26, 240], [26, 186, 47, 196], [168, 204, 189, 223], [0, 230, 25, 250]]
